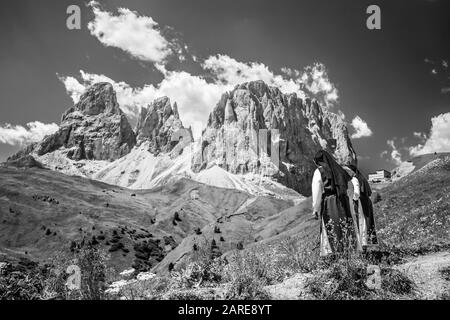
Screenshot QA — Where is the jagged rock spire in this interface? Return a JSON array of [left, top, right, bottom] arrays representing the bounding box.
[[135, 96, 184, 155]]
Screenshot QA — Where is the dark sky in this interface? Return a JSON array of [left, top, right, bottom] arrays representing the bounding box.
[[0, 0, 449, 174]]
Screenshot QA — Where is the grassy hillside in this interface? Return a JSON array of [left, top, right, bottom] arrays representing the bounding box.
[[374, 155, 450, 253], [0, 165, 298, 274], [2, 155, 449, 300], [0, 166, 254, 271], [391, 152, 450, 179]]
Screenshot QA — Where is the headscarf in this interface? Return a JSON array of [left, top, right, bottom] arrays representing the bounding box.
[[314, 150, 351, 196], [348, 164, 372, 196]]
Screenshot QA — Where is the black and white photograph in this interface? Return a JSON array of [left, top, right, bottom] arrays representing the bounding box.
[[0, 0, 449, 307]]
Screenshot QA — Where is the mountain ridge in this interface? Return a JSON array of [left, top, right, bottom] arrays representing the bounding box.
[[7, 80, 357, 198]]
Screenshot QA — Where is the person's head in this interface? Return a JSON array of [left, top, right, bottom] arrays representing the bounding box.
[[313, 149, 351, 195], [313, 149, 334, 168]]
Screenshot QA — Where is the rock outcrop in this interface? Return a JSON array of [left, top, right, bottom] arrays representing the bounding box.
[[135, 97, 186, 155], [9, 83, 136, 162], [192, 80, 357, 195]]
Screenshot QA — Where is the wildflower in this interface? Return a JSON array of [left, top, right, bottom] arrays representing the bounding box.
[[137, 272, 156, 281]]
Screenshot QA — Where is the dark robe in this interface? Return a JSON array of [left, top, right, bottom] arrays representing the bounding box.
[[349, 165, 378, 245], [314, 150, 359, 255]]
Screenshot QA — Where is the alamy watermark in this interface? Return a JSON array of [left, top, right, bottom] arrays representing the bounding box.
[[366, 5, 381, 30], [171, 127, 283, 170], [66, 264, 81, 290], [66, 5, 81, 30], [66, 4, 381, 31]]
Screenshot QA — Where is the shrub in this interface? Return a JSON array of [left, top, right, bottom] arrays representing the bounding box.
[[0, 259, 48, 300], [44, 241, 111, 300], [109, 242, 124, 252], [225, 274, 270, 300], [305, 252, 416, 300], [210, 239, 222, 259], [439, 266, 450, 281], [171, 238, 225, 289], [174, 212, 182, 222], [275, 236, 320, 274], [438, 266, 450, 300], [381, 268, 416, 296], [373, 192, 382, 204], [223, 250, 273, 300]]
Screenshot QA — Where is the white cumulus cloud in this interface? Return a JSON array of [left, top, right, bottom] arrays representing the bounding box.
[[386, 139, 403, 165], [87, 1, 174, 64], [0, 121, 59, 146], [409, 112, 450, 156], [203, 54, 304, 99], [350, 116, 373, 139], [203, 55, 339, 108], [301, 63, 339, 107], [61, 6, 344, 139]]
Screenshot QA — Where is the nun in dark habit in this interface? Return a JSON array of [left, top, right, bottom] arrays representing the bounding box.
[[347, 164, 378, 247], [311, 150, 361, 256]]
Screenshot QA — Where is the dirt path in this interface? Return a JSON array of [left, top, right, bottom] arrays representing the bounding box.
[[395, 251, 450, 299]]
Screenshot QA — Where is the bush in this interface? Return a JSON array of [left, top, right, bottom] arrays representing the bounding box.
[[223, 250, 273, 300], [275, 236, 320, 274], [174, 212, 182, 222], [44, 241, 111, 300], [373, 193, 382, 204], [381, 268, 416, 296], [225, 273, 270, 300], [305, 252, 416, 300], [439, 266, 450, 281], [0, 259, 48, 300], [181, 238, 224, 287], [438, 266, 450, 300]]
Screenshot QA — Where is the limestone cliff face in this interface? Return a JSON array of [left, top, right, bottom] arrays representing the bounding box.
[[135, 97, 185, 155], [9, 83, 136, 161], [192, 80, 357, 195]]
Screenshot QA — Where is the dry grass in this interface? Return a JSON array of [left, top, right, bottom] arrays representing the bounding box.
[[43, 241, 111, 300], [305, 252, 417, 300], [374, 157, 450, 254]]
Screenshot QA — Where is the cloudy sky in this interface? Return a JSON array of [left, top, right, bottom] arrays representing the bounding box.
[[0, 0, 449, 174]]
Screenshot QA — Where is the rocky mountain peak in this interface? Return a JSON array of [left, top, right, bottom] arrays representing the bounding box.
[[62, 83, 121, 121], [9, 82, 136, 162], [76, 82, 119, 115], [135, 96, 184, 155], [194, 80, 357, 195]]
